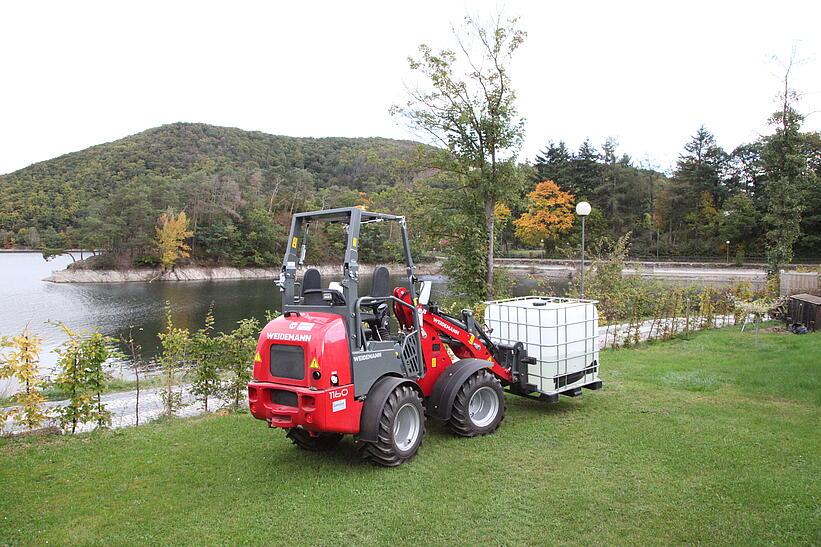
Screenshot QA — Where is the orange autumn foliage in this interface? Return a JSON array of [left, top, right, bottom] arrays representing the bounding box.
[[514, 180, 575, 245]]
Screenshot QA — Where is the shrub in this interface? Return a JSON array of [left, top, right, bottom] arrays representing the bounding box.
[[157, 304, 190, 416], [133, 255, 161, 268], [0, 329, 48, 431], [190, 306, 221, 412], [53, 324, 119, 433], [218, 318, 260, 412]]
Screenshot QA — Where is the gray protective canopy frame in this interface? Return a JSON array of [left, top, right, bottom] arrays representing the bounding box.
[[278, 207, 419, 351]]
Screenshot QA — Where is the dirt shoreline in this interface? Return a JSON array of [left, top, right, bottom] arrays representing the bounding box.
[[44, 262, 443, 283]]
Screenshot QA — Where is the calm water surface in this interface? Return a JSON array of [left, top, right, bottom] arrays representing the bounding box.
[[0, 254, 443, 387], [0, 252, 569, 395]]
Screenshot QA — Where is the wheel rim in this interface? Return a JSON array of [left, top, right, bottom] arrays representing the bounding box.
[[393, 402, 421, 452], [468, 386, 499, 428]]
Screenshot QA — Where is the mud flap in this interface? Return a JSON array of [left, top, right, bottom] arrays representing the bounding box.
[[426, 358, 491, 421], [357, 375, 418, 443]]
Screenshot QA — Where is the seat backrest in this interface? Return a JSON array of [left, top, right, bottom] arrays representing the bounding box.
[[371, 266, 390, 298], [301, 268, 324, 305]]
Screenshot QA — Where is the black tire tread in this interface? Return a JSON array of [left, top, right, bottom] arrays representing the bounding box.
[[448, 369, 506, 437], [359, 385, 425, 467], [286, 428, 343, 451]]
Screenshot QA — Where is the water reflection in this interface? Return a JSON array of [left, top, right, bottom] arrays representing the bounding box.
[[1, 253, 425, 376]]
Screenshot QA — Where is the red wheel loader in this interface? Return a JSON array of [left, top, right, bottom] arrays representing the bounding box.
[[248, 207, 602, 466]]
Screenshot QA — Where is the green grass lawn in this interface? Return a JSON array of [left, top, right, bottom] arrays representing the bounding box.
[[1, 327, 819, 545]]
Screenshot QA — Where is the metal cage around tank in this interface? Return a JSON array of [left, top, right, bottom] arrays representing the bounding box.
[[483, 296, 600, 394]]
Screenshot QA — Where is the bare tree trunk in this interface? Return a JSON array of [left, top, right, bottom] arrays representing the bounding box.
[[268, 177, 281, 214], [134, 364, 140, 426], [485, 198, 495, 298]]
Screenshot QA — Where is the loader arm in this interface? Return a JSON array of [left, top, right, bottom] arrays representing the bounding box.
[[420, 308, 513, 385]]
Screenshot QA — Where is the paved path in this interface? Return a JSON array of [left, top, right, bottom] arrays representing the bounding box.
[[1, 384, 223, 435], [599, 314, 736, 348], [497, 258, 768, 287]]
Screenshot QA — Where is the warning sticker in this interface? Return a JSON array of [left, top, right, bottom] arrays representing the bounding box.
[[254, 351, 261, 363], [309, 357, 320, 369], [332, 399, 346, 413]]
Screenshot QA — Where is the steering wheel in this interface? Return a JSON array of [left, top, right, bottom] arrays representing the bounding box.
[[302, 289, 346, 306]]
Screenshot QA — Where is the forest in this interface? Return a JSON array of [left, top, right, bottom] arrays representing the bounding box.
[[531, 124, 820, 261], [0, 123, 441, 267], [1, 121, 818, 268]]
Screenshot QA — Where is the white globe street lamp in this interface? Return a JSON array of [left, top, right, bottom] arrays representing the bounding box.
[[576, 201, 591, 298]]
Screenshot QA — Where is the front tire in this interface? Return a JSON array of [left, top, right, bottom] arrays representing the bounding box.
[[286, 427, 343, 451], [359, 384, 425, 467], [448, 369, 505, 437]]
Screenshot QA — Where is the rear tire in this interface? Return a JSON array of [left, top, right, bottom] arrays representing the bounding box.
[[286, 427, 343, 451], [448, 369, 505, 437], [359, 384, 425, 467]]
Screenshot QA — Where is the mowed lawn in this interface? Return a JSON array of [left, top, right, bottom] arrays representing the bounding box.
[[1, 327, 819, 545]]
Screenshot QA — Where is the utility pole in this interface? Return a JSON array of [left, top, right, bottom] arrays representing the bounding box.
[[576, 201, 591, 298]]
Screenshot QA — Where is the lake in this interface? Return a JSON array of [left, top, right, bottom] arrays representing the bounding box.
[[0, 253, 493, 394]]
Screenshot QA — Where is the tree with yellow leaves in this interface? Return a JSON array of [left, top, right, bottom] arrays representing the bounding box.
[[155, 209, 193, 269], [0, 329, 48, 431], [514, 181, 576, 246]]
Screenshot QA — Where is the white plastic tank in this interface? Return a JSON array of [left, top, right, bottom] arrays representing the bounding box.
[[484, 297, 599, 394]]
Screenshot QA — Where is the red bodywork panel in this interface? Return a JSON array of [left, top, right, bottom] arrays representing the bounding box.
[[393, 286, 511, 391], [417, 308, 513, 393], [248, 312, 363, 434], [249, 294, 512, 436]]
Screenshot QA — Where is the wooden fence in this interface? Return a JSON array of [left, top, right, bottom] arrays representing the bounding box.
[[780, 270, 819, 296]]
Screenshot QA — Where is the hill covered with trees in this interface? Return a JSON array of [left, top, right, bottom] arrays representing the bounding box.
[[0, 123, 440, 266], [1, 118, 817, 276]]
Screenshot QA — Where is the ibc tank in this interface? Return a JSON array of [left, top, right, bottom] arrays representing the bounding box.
[[484, 297, 599, 394]]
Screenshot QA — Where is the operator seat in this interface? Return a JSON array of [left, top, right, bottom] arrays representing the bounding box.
[[363, 266, 391, 339], [301, 268, 324, 305]]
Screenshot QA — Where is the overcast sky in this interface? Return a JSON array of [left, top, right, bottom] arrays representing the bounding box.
[[1, 0, 819, 175]]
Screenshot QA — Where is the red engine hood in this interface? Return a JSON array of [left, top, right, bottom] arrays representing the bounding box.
[[252, 312, 351, 390]]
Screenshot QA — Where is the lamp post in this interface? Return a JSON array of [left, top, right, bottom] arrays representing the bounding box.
[[726, 240, 730, 265], [576, 201, 591, 298]]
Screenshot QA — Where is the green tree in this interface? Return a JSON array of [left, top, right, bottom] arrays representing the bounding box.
[[720, 193, 759, 254], [761, 59, 815, 272], [157, 304, 189, 417], [571, 139, 602, 198], [53, 325, 117, 433], [675, 126, 728, 207], [393, 14, 527, 298], [218, 318, 260, 412], [189, 306, 221, 412], [534, 141, 573, 187]]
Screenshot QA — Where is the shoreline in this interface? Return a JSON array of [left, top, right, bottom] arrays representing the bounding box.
[[44, 262, 443, 283]]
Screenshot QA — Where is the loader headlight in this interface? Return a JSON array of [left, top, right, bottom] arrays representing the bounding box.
[[312, 370, 321, 380]]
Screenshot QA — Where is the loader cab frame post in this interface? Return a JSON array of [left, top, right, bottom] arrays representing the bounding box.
[[279, 207, 417, 350]]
